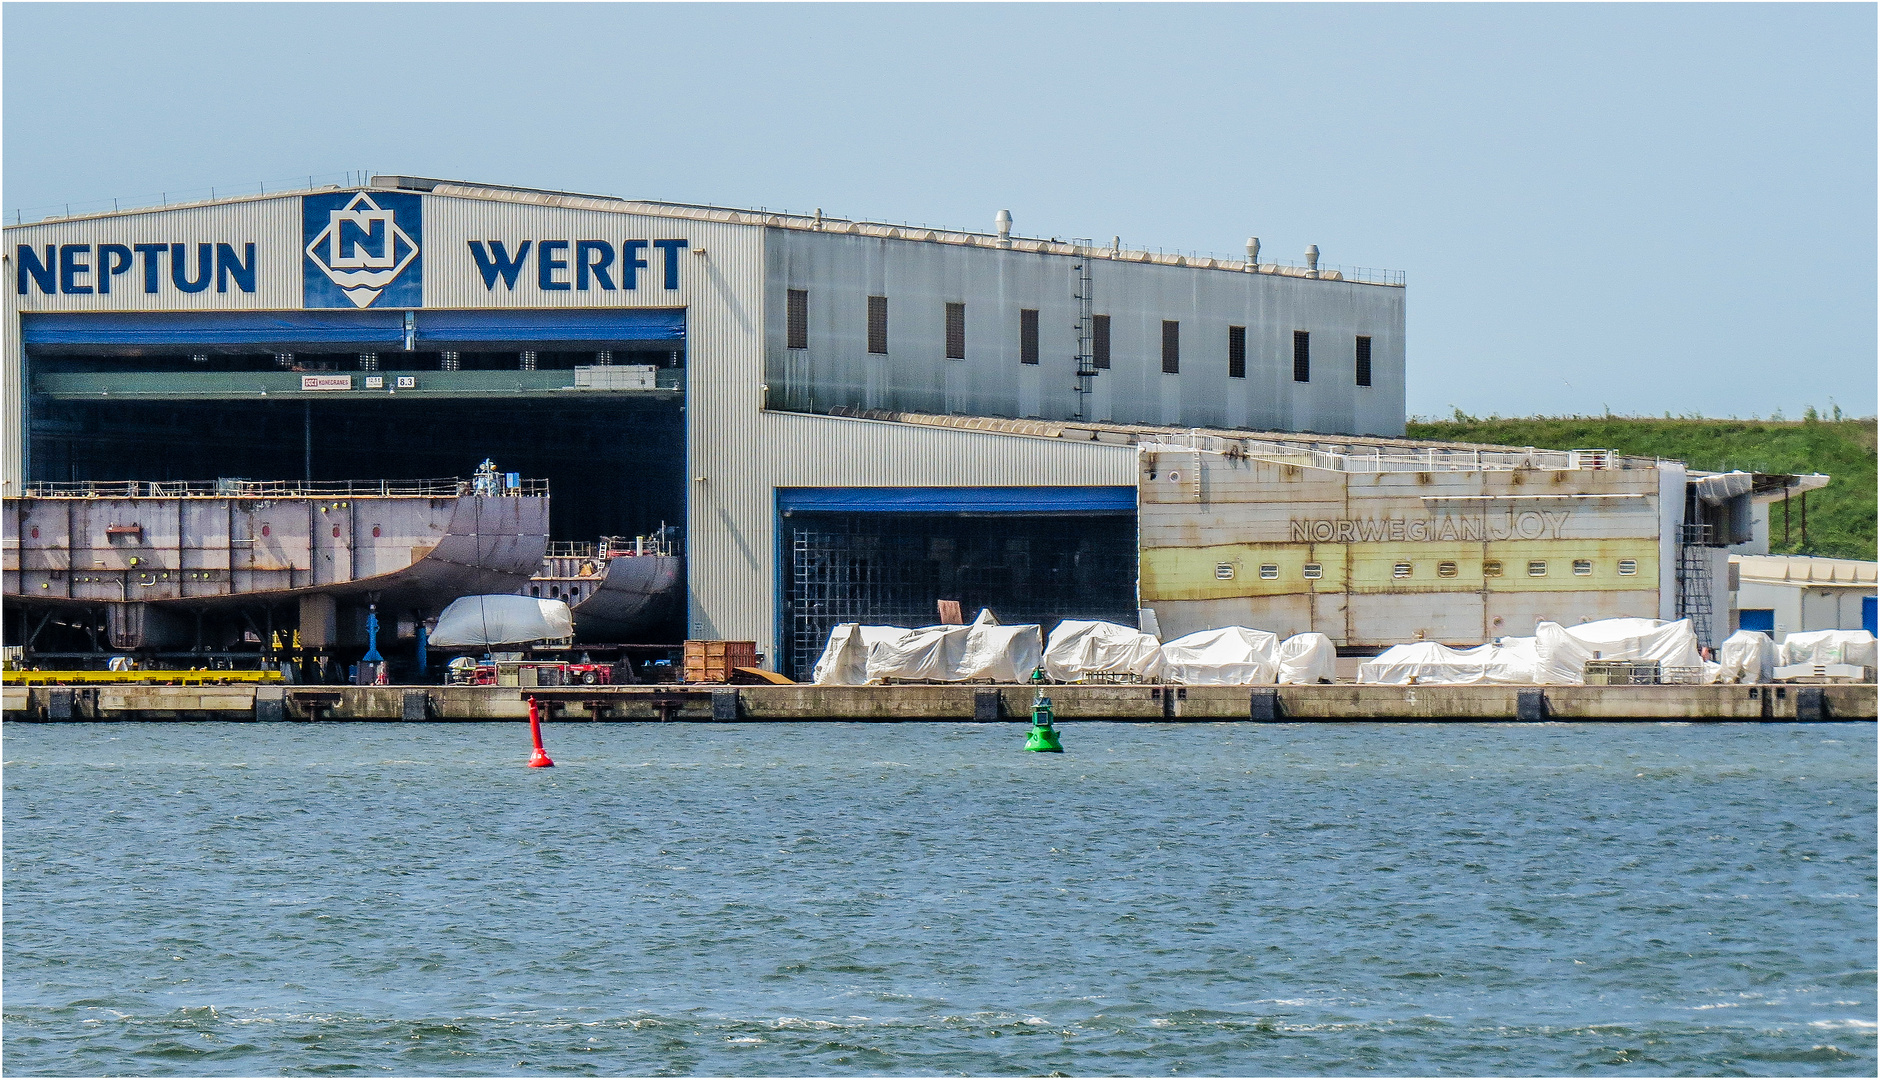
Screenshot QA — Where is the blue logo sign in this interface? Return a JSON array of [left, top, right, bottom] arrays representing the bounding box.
[[303, 191, 421, 308]]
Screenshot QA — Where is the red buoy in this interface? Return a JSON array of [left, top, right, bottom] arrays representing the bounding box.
[[527, 696, 555, 768]]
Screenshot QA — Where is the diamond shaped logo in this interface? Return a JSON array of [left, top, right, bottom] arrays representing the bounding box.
[[303, 190, 422, 308]]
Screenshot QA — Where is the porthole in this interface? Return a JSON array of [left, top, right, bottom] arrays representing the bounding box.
[[1617, 559, 1638, 576], [1303, 563, 1323, 580], [1392, 562, 1413, 579], [1259, 564, 1279, 580], [1437, 561, 1458, 577], [1572, 559, 1593, 576], [1528, 560, 1548, 577]]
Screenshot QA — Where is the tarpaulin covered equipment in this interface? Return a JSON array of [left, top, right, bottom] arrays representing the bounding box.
[[429, 595, 574, 647], [1277, 633, 1337, 685], [1779, 629, 1877, 669], [1533, 618, 1703, 685], [1160, 626, 1279, 685], [1042, 620, 1164, 683], [1357, 641, 1539, 685], [813, 610, 1042, 684], [1717, 630, 1778, 684]]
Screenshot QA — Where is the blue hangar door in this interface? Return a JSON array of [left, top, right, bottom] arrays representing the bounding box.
[[776, 486, 1138, 679], [22, 308, 688, 572]]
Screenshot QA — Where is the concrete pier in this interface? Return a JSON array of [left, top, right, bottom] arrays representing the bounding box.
[[4, 682, 1874, 723]]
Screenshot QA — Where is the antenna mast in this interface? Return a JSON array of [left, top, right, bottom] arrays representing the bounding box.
[[1072, 242, 1097, 419]]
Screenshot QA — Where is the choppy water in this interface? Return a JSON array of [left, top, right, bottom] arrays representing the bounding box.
[[3, 720, 1874, 1077]]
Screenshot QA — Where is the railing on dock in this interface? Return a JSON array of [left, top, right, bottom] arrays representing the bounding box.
[[20, 477, 550, 499]]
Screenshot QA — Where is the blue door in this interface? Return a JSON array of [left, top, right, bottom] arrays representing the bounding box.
[[1863, 595, 1877, 635], [1739, 608, 1776, 634]]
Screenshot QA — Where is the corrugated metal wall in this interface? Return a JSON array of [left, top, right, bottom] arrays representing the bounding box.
[[764, 229, 1406, 438]]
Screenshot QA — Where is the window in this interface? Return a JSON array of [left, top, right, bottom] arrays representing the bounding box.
[[1437, 561, 1458, 577], [1092, 314, 1111, 369], [1228, 325, 1247, 379], [1259, 564, 1279, 580], [1303, 563, 1323, 579], [1020, 308, 1040, 365], [1293, 330, 1310, 382], [1617, 559, 1638, 576], [1392, 562, 1413, 579], [1355, 335, 1372, 387], [1162, 320, 1180, 373], [786, 289, 808, 350], [945, 302, 965, 360], [1572, 559, 1593, 576], [1528, 560, 1548, 577], [1483, 560, 1503, 578], [867, 295, 888, 354], [1215, 563, 1235, 580]]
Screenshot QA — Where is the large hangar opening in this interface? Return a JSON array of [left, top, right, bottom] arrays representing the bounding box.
[[20, 308, 692, 649], [779, 487, 1139, 679]]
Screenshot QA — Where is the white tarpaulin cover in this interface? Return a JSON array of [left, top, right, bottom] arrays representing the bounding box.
[[953, 610, 1045, 683], [1357, 641, 1539, 685], [1718, 630, 1778, 684], [1277, 633, 1336, 684], [1042, 620, 1165, 683], [1160, 626, 1280, 685], [429, 595, 574, 647], [1533, 617, 1700, 684], [814, 610, 1042, 684], [1533, 618, 1703, 685], [1779, 629, 1877, 669], [811, 623, 912, 686]]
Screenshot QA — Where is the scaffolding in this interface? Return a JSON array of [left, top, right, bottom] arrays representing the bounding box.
[[785, 514, 1137, 678], [1676, 523, 1716, 648]]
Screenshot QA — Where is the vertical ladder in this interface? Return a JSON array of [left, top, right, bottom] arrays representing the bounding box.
[[1676, 523, 1715, 648], [1072, 247, 1097, 419]]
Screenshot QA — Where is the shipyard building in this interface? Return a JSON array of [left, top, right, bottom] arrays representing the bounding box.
[[2, 176, 1822, 676]]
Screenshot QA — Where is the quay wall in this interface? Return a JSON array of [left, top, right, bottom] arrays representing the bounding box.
[[5, 683, 1874, 723]]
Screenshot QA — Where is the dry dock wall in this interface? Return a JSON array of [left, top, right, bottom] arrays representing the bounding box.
[[6, 683, 1874, 723]]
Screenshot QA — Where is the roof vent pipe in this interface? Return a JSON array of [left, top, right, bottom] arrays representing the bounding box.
[[813, 208, 823, 230], [1111, 236, 1121, 256], [995, 209, 1012, 246], [1246, 237, 1260, 270], [1305, 244, 1320, 272]]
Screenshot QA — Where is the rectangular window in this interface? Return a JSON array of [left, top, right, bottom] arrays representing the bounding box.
[[867, 295, 888, 354], [1161, 320, 1180, 374], [1392, 562, 1413, 579], [1293, 330, 1310, 382], [1355, 334, 1372, 387], [1572, 559, 1594, 576], [1528, 560, 1548, 577], [1228, 325, 1246, 379], [1020, 308, 1040, 365], [1259, 564, 1279, 580], [1302, 563, 1323, 580], [786, 289, 808, 350], [1483, 560, 1503, 577], [1215, 563, 1235, 580], [1618, 559, 1639, 576], [1437, 561, 1458, 577], [1092, 314, 1111, 369], [945, 302, 965, 360]]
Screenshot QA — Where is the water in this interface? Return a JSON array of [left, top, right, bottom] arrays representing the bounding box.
[[4, 720, 1874, 1076]]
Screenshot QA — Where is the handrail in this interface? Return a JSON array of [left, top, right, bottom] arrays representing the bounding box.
[[19, 477, 550, 498]]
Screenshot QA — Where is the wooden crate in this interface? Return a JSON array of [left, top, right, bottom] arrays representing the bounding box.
[[683, 640, 758, 684]]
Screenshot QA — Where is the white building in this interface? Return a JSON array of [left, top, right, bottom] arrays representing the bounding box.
[[1732, 555, 1879, 640]]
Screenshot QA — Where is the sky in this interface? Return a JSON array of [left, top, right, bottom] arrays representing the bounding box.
[[4, 2, 1874, 420]]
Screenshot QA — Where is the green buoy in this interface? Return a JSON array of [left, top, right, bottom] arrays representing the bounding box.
[[1025, 687, 1064, 753]]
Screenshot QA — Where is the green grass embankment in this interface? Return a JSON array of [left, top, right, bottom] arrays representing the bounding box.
[[1404, 415, 1876, 562]]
